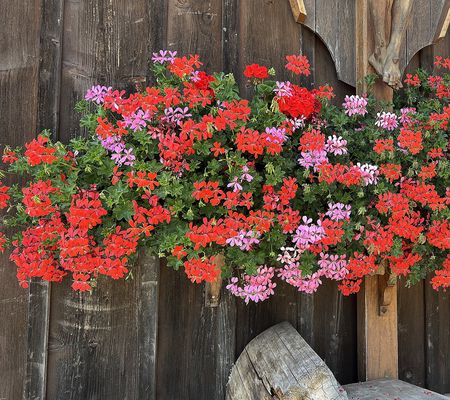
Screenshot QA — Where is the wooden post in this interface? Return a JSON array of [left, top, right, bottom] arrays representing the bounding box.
[[355, 0, 398, 381]]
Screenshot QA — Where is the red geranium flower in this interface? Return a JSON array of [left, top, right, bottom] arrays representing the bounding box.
[[24, 136, 58, 166], [285, 54, 311, 76], [276, 85, 319, 119], [184, 256, 220, 283], [244, 63, 269, 79]]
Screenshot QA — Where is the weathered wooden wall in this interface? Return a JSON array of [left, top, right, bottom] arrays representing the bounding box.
[[0, 1, 449, 399]]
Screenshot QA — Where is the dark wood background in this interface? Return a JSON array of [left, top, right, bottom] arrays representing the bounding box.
[[1, 1, 449, 399]]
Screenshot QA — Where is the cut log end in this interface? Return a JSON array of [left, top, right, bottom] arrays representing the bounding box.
[[226, 322, 348, 400]]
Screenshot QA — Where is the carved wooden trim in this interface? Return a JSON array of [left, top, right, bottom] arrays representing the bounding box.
[[289, 0, 307, 23], [378, 273, 397, 316]]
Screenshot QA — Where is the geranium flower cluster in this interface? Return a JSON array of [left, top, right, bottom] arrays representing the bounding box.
[[0, 53, 449, 303]]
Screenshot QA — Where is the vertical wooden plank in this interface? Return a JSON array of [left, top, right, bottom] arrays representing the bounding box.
[[296, 19, 318, 350], [235, 282, 299, 358], [397, 36, 450, 394], [167, 0, 223, 72], [156, 2, 236, 399], [423, 32, 450, 395], [312, 35, 357, 385], [425, 286, 450, 394], [222, 0, 239, 75], [47, 279, 139, 399], [397, 280, 426, 387], [405, 1, 431, 68], [23, 1, 65, 399], [315, 0, 356, 87], [24, 281, 52, 400], [357, 275, 398, 381], [235, 0, 303, 96], [137, 253, 160, 400], [58, 0, 154, 142], [46, 1, 163, 398], [313, 31, 355, 103], [0, 1, 42, 399], [156, 263, 236, 399], [313, 281, 358, 385], [36, 0, 65, 134], [355, 0, 398, 382], [233, 0, 303, 364]]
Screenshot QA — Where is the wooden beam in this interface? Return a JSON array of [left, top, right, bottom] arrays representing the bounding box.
[[355, 0, 398, 382], [357, 275, 398, 380], [289, 0, 307, 23], [435, 0, 450, 41]]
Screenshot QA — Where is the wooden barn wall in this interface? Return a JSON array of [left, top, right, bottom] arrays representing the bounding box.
[[0, 1, 449, 399]]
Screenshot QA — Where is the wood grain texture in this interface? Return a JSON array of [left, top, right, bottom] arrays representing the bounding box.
[[235, 0, 303, 97], [58, 0, 153, 142], [156, 262, 236, 400], [425, 286, 450, 394], [46, 1, 163, 399], [227, 322, 348, 400], [345, 379, 450, 400], [137, 253, 160, 400], [299, 0, 448, 87], [0, 0, 42, 399], [167, 0, 223, 72], [357, 275, 398, 381], [155, 4, 236, 399], [1, 1, 450, 398], [397, 280, 426, 387], [24, 2, 65, 398]]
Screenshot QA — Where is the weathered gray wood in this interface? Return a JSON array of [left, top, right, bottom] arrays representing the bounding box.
[[23, 281, 52, 400], [157, 261, 236, 399], [425, 286, 450, 394], [235, 0, 303, 96], [23, 1, 65, 399], [227, 322, 348, 400], [345, 379, 450, 399], [155, 3, 236, 399], [46, 1, 161, 398], [167, 0, 223, 72], [298, 0, 449, 87], [0, 0, 42, 399], [137, 253, 159, 400], [398, 279, 426, 387]]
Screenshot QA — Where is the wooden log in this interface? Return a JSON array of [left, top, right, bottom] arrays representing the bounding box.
[[226, 322, 348, 400], [344, 379, 450, 400]]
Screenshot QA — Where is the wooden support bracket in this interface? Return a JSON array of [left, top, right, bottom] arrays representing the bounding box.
[[435, 0, 450, 41], [205, 274, 223, 308], [289, 0, 307, 23], [205, 254, 224, 308], [378, 273, 397, 316]]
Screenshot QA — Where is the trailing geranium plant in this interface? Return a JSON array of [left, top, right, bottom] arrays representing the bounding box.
[[0, 51, 449, 303]]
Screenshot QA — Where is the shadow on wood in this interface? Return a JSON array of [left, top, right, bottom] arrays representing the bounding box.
[[226, 321, 348, 400]]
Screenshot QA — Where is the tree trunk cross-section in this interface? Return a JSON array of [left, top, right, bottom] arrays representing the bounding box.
[[226, 322, 348, 400]]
